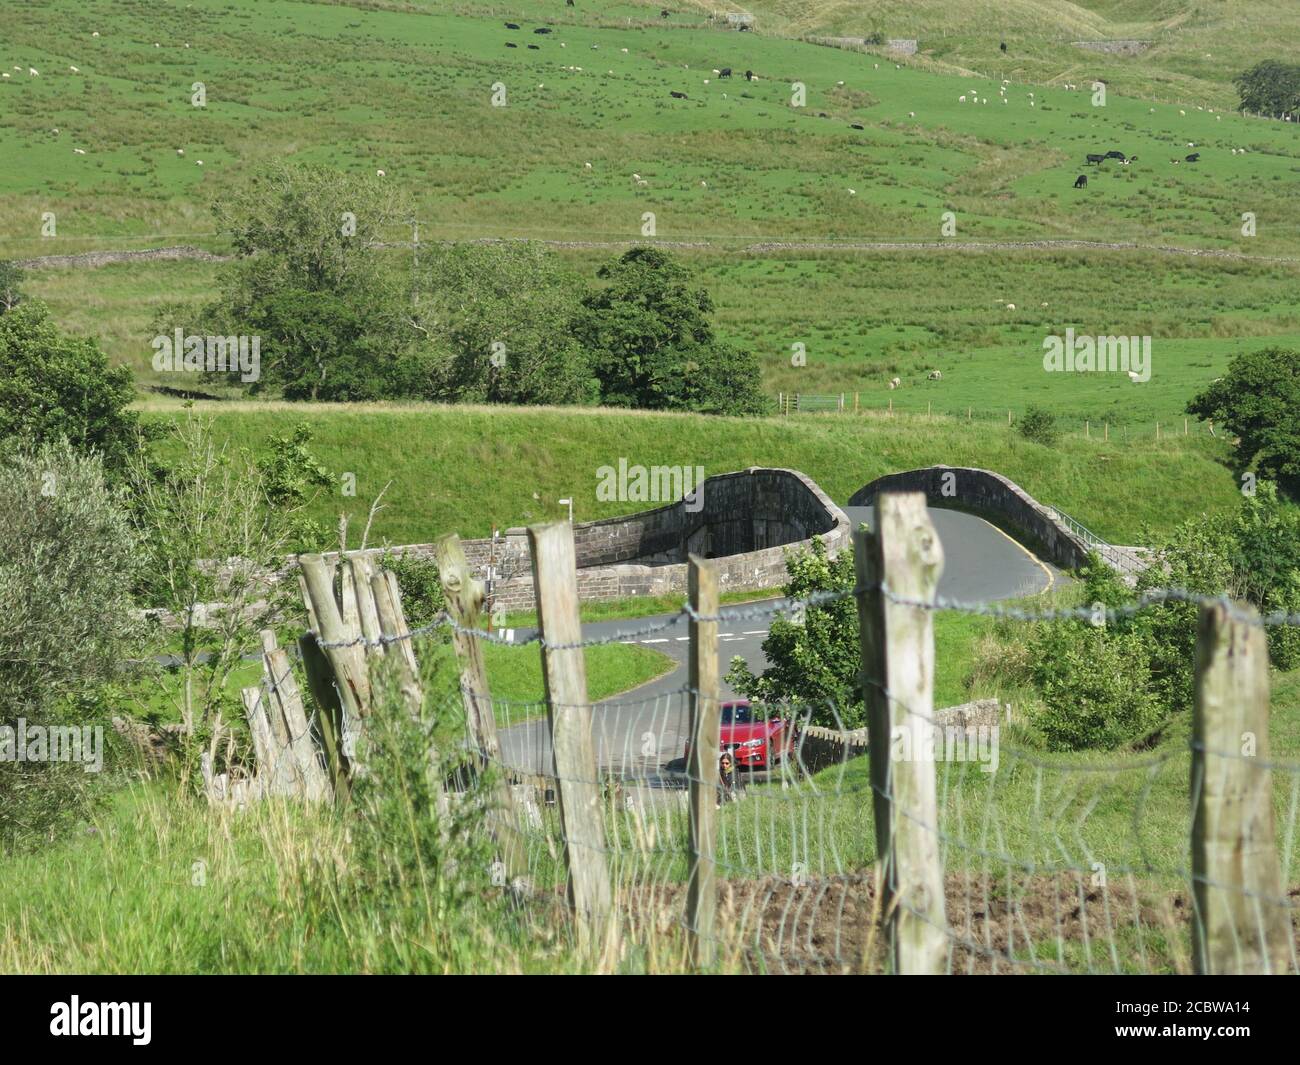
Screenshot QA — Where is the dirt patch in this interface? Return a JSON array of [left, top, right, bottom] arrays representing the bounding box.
[[618, 872, 1300, 974]]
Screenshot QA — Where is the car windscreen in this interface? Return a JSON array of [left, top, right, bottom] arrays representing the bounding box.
[[721, 704, 753, 725]]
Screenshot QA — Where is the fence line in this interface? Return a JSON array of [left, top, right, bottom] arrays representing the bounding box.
[[220, 491, 1300, 973]]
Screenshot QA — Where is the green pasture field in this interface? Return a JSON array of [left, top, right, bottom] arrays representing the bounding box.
[[25, 245, 1300, 415], [2, 0, 1298, 258]]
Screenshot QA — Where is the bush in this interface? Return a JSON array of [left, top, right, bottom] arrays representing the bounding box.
[[383, 553, 447, 634], [0, 441, 141, 849], [0, 302, 139, 471], [1028, 623, 1163, 751], [1017, 405, 1060, 446]]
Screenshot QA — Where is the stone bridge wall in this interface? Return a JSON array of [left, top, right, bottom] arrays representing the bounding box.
[[849, 466, 1094, 571]]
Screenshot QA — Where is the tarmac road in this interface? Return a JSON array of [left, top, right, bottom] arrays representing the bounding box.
[[497, 506, 1061, 777]]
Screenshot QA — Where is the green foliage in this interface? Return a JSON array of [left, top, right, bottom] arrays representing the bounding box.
[[577, 248, 771, 416], [127, 415, 300, 742], [1027, 486, 1300, 749], [1186, 346, 1300, 499], [0, 441, 141, 850], [256, 422, 334, 550], [0, 302, 139, 471], [416, 243, 598, 406], [725, 537, 864, 727], [1028, 623, 1164, 751], [342, 660, 522, 971], [1233, 60, 1300, 115], [0, 261, 22, 313], [1017, 405, 1060, 446], [383, 553, 447, 634]]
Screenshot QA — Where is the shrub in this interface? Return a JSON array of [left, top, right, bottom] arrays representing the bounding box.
[[0, 302, 139, 471], [1017, 405, 1060, 446], [1028, 623, 1163, 751], [0, 441, 141, 849]]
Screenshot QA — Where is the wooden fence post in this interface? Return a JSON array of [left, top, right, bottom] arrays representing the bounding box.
[[528, 522, 617, 967], [853, 493, 948, 974], [1191, 600, 1290, 974], [298, 554, 371, 763], [431, 534, 529, 891], [298, 632, 349, 800], [685, 555, 721, 969], [260, 629, 330, 800]]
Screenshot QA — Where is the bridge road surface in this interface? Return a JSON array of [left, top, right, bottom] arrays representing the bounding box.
[[496, 506, 1062, 780]]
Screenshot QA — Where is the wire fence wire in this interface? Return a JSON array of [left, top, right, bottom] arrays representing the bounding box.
[[386, 583, 1300, 975]]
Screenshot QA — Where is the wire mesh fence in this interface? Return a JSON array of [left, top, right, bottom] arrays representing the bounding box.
[[275, 496, 1300, 974]]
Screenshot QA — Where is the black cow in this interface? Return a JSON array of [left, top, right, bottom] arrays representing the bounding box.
[[527, 44, 539, 49], [1086, 153, 1105, 165], [1074, 174, 1088, 188], [719, 68, 732, 78], [850, 123, 864, 130], [567, 0, 575, 6], [1105, 150, 1126, 161], [534, 27, 551, 34], [818, 112, 828, 118], [505, 22, 519, 29], [745, 69, 754, 81], [506, 42, 517, 48], [661, 8, 670, 17], [1000, 42, 1008, 53], [1185, 152, 1200, 162], [670, 91, 688, 99]]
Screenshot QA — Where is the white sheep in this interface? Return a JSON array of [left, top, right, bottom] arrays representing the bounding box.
[[1126, 370, 1141, 382], [176, 148, 184, 155], [92, 31, 99, 37], [847, 188, 856, 195], [69, 65, 79, 73], [928, 370, 943, 381], [1006, 303, 1016, 310], [908, 111, 915, 117], [28, 68, 39, 76], [584, 162, 592, 169], [196, 160, 203, 166], [72, 148, 85, 154], [376, 169, 385, 176], [959, 95, 966, 103], [636, 178, 648, 187]]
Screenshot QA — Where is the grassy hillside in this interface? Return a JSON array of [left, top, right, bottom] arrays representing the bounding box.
[[3, 0, 1298, 259], [140, 400, 1243, 546], [27, 246, 1300, 415]]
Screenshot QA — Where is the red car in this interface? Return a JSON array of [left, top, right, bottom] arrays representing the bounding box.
[[685, 700, 794, 770]]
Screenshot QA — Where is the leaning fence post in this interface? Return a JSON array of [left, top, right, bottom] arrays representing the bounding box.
[[685, 554, 721, 969], [299, 554, 371, 763], [1191, 600, 1289, 974], [528, 521, 617, 967], [853, 492, 948, 974], [431, 534, 529, 891], [298, 632, 349, 802]]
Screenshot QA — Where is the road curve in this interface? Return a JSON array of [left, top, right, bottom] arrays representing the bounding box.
[[497, 505, 1061, 776]]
